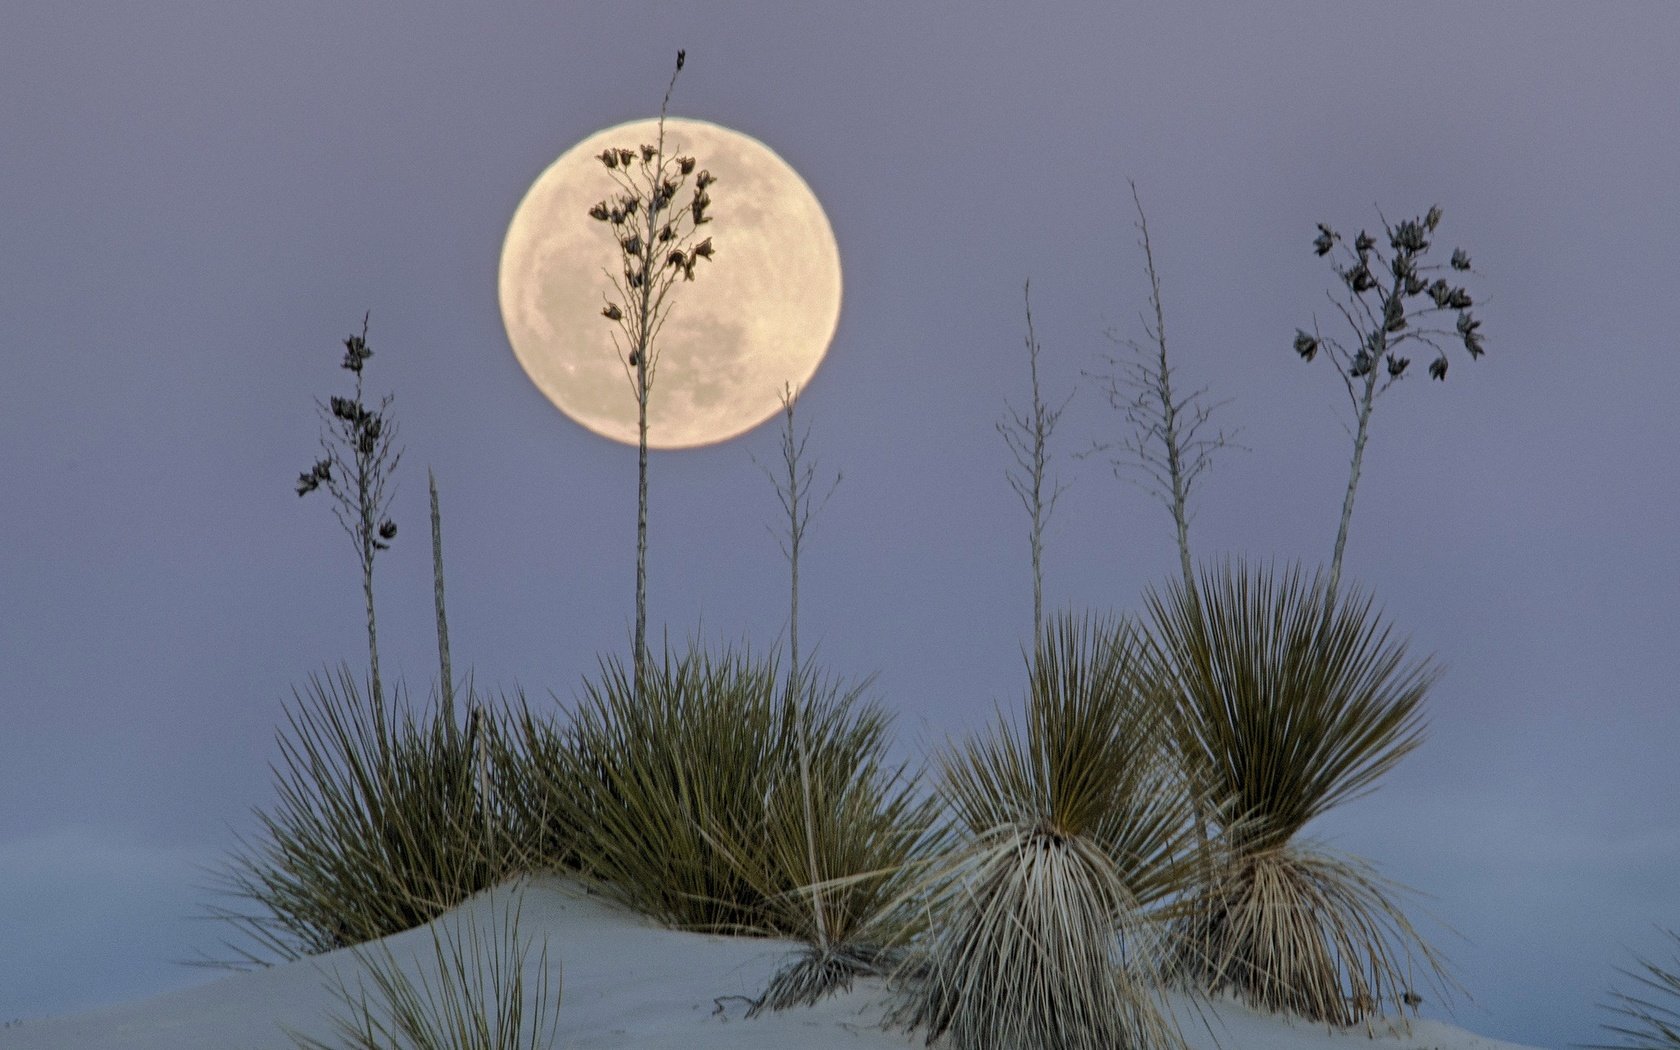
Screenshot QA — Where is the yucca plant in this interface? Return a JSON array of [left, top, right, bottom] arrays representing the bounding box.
[[734, 383, 939, 1012], [487, 691, 585, 878], [288, 886, 559, 1050], [710, 663, 941, 1015], [204, 667, 518, 965], [1143, 561, 1447, 1026], [893, 611, 1197, 1050], [506, 639, 924, 952], [1589, 930, 1680, 1049], [509, 643, 778, 931]]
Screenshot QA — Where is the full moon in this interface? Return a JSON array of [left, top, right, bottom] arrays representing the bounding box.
[[499, 118, 842, 449]]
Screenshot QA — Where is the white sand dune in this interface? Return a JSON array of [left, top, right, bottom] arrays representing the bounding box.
[[1, 876, 1542, 1050]]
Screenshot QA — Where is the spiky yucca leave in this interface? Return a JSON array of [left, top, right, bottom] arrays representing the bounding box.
[[945, 612, 1196, 903], [489, 693, 585, 877], [714, 671, 941, 1013], [287, 886, 559, 1050], [510, 641, 929, 944], [1589, 930, 1680, 1049], [1173, 843, 1449, 1027], [535, 645, 775, 931], [1144, 562, 1436, 852], [893, 611, 1196, 1050], [1143, 563, 1447, 1024], [205, 668, 517, 965]]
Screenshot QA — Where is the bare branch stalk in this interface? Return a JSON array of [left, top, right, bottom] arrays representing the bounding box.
[[997, 280, 1071, 642], [1083, 181, 1238, 601], [756, 382, 841, 948]]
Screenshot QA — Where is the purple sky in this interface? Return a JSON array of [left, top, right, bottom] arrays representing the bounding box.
[[3, 5, 1677, 1047]]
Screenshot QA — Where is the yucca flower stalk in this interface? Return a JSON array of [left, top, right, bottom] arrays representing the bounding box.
[[1144, 561, 1450, 1026], [893, 611, 1197, 1050], [294, 313, 402, 717], [997, 280, 1070, 643], [1085, 181, 1236, 604], [426, 469, 493, 856], [1293, 206, 1485, 597], [589, 48, 716, 700]]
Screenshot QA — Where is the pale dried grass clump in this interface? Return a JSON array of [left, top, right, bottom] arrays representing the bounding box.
[[901, 824, 1184, 1050], [893, 611, 1196, 1050], [1175, 843, 1440, 1027], [287, 887, 559, 1050]]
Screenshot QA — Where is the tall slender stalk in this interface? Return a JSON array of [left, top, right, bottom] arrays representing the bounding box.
[[429, 469, 454, 721], [1293, 205, 1485, 597], [590, 50, 715, 701], [1085, 182, 1236, 603], [997, 281, 1070, 643], [295, 314, 402, 720], [427, 469, 490, 851], [757, 382, 840, 947], [1082, 184, 1237, 896]]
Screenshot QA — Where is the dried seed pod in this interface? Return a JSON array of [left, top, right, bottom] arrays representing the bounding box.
[[1294, 330, 1319, 361]]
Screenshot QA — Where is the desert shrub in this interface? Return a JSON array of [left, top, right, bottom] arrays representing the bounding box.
[[206, 666, 518, 964], [503, 639, 928, 955], [1144, 561, 1448, 1025], [488, 691, 585, 878], [1589, 930, 1680, 1049], [288, 883, 559, 1050], [710, 663, 942, 1014], [893, 611, 1197, 1050]]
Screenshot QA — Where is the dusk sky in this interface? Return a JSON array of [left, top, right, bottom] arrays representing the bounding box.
[[3, 6, 1677, 1047]]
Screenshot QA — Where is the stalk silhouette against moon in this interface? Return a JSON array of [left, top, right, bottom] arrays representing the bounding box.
[[499, 118, 842, 449]]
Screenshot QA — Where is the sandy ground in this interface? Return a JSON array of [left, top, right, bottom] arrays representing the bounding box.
[[0, 875, 1543, 1050]]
